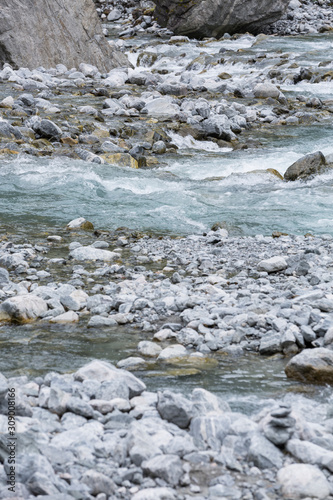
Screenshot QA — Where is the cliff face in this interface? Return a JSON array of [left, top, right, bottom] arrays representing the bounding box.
[[0, 0, 128, 71], [153, 0, 290, 38]]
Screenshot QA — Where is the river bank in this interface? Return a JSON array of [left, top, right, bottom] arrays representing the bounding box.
[[0, 1, 333, 498]]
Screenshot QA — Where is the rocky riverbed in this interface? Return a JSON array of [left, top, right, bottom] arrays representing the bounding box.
[[0, 0, 333, 498], [0, 223, 333, 498]]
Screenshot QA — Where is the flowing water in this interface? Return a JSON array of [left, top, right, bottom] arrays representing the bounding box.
[[1, 32, 333, 413]]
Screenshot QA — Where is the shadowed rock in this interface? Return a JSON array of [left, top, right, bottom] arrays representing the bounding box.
[[284, 151, 328, 181], [153, 0, 290, 39]]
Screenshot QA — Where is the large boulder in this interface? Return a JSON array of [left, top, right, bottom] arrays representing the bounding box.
[[0, 0, 128, 71], [285, 348, 333, 384], [153, 0, 290, 38], [284, 151, 328, 181]]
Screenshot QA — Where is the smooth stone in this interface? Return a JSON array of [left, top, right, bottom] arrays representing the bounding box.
[[70, 245, 118, 261], [138, 341, 162, 357], [0, 294, 47, 321], [284, 151, 328, 181], [157, 344, 188, 361], [277, 464, 330, 499], [49, 311, 79, 323], [257, 256, 288, 273]]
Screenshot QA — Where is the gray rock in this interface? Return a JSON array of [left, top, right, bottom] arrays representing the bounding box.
[[0, 121, 23, 140], [33, 119, 62, 141], [277, 464, 330, 500], [284, 151, 328, 181], [154, 0, 289, 38], [66, 397, 94, 418], [285, 347, 333, 384], [81, 470, 115, 496], [259, 331, 282, 355], [190, 413, 230, 451], [142, 454, 183, 486], [286, 439, 333, 472], [157, 390, 193, 428], [191, 388, 230, 415], [254, 83, 281, 98], [0, 0, 128, 71], [248, 433, 283, 469]]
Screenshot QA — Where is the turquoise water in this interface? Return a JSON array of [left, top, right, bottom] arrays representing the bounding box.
[[0, 123, 333, 236]]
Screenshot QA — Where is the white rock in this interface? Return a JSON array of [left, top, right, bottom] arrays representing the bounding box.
[[143, 98, 179, 119], [89, 399, 114, 414], [79, 63, 99, 77], [277, 464, 330, 499], [70, 245, 118, 261], [0, 294, 47, 321], [257, 256, 288, 273], [157, 344, 188, 361], [0, 96, 14, 108], [50, 311, 79, 323], [47, 235, 62, 242], [131, 487, 176, 500], [107, 8, 122, 21], [138, 341, 162, 357], [66, 217, 93, 229], [117, 357, 146, 369]]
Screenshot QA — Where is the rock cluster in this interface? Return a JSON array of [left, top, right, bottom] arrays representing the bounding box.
[[0, 359, 333, 499]]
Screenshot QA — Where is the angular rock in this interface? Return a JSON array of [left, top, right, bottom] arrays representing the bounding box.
[[259, 331, 282, 355], [190, 413, 230, 451], [248, 433, 283, 469], [0, 295, 48, 322], [81, 470, 115, 496], [33, 119, 62, 141], [142, 454, 183, 486], [277, 464, 330, 500], [285, 347, 333, 384], [153, 0, 289, 38], [284, 151, 328, 181], [0, 0, 128, 71], [102, 152, 140, 169], [157, 390, 193, 428], [74, 360, 146, 398]]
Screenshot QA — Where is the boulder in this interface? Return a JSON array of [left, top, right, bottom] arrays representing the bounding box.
[[254, 83, 281, 99], [141, 455, 183, 486], [0, 295, 48, 322], [70, 245, 118, 261], [277, 464, 330, 500], [284, 151, 328, 181], [285, 348, 333, 384], [153, 0, 289, 38], [0, 0, 128, 71]]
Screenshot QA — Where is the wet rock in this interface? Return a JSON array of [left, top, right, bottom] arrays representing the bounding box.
[[157, 344, 188, 361], [49, 311, 79, 323], [277, 464, 330, 500], [0, 121, 23, 140], [153, 0, 289, 38], [102, 152, 141, 168], [284, 151, 328, 181], [157, 390, 193, 428], [285, 347, 333, 384], [138, 341, 162, 357], [0, 294, 47, 322], [32, 119, 62, 141], [66, 217, 94, 230]]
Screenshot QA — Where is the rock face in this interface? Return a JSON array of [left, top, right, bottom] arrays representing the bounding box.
[[0, 0, 128, 71], [153, 0, 290, 38], [285, 348, 333, 384]]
